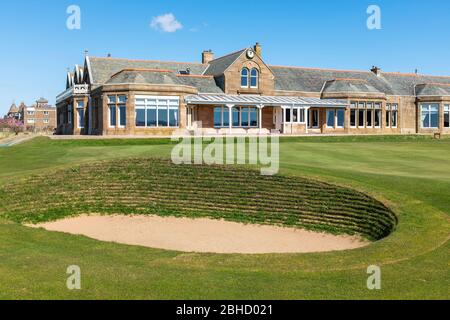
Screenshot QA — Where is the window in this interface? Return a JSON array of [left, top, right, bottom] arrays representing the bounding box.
[[135, 96, 179, 128], [241, 68, 249, 88], [337, 109, 345, 128], [358, 109, 365, 127], [27, 119, 35, 124], [445, 105, 449, 128], [386, 104, 391, 128], [375, 109, 381, 127], [350, 110, 357, 127], [43, 119, 49, 124], [27, 111, 34, 116], [366, 103, 373, 127], [119, 106, 126, 127], [77, 109, 85, 128], [68, 105, 72, 125], [285, 108, 306, 123], [327, 109, 335, 127], [216, 107, 258, 128], [421, 104, 439, 128], [44, 111, 49, 116], [250, 68, 259, 88], [109, 106, 116, 127]]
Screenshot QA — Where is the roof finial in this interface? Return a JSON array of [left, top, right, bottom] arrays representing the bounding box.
[[84, 49, 89, 57]]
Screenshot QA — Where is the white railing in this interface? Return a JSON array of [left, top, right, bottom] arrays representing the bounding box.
[[56, 84, 90, 104]]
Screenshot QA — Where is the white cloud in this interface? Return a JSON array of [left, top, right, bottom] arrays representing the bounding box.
[[150, 13, 183, 33]]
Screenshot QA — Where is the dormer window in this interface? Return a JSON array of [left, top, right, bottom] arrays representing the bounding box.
[[250, 68, 259, 88], [241, 68, 249, 88]]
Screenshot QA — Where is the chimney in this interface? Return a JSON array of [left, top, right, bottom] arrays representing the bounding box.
[[371, 66, 382, 76], [254, 42, 262, 57], [202, 50, 214, 64]]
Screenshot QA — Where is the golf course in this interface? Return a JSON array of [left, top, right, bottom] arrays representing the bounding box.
[[0, 135, 449, 299]]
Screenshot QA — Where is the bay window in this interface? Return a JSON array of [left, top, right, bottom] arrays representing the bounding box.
[[108, 95, 126, 128], [421, 103, 439, 128], [135, 96, 179, 128]]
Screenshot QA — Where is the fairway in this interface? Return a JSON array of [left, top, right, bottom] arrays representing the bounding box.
[[0, 136, 449, 299]]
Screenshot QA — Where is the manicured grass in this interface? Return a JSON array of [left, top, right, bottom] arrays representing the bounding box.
[[0, 136, 449, 299]]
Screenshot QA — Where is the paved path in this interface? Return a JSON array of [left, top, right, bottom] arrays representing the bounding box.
[[0, 134, 39, 147]]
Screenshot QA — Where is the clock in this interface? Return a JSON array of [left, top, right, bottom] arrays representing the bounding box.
[[246, 49, 255, 59]]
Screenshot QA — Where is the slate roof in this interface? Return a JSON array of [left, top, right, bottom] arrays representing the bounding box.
[[271, 65, 450, 96], [203, 50, 246, 76], [85, 54, 450, 97], [415, 83, 450, 96], [106, 69, 223, 93], [89, 57, 209, 84], [322, 79, 383, 94]]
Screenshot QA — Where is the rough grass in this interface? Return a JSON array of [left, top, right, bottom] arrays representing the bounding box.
[[0, 158, 397, 241]]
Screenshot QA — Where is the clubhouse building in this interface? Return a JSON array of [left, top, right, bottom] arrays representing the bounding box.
[[56, 43, 450, 136]]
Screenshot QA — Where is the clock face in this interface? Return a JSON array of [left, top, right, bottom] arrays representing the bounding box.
[[246, 50, 255, 59]]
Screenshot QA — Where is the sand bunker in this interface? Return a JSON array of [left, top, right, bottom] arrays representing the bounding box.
[[29, 215, 369, 254]]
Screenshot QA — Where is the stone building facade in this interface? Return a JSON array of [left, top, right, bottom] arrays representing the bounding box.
[[56, 43, 450, 136], [21, 98, 57, 132]]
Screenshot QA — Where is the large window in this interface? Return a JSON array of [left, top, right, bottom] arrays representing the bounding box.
[[68, 105, 72, 125], [215, 106, 257, 128], [108, 95, 126, 128], [250, 68, 259, 88], [421, 103, 439, 128], [386, 103, 399, 128], [445, 105, 449, 128], [352, 101, 383, 129], [241, 68, 249, 88], [135, 96, 179, 128], [326, 109, 345, 128]]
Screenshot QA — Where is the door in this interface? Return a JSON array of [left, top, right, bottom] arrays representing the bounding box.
[[274, 107, 283, 132], [309, 109, 319, 128]]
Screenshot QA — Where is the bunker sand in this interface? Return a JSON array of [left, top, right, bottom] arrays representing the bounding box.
[[29, 215, 369, 254]]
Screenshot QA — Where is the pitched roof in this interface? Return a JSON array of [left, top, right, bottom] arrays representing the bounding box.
[[415, 83, 450, 96], [89, 57, 209, 84], [8, 103, 18, 113], [203, 49, 246, 76], [105, 69, 223, 93], [322, 78, 383, 94], [271, 65, 450, 96]]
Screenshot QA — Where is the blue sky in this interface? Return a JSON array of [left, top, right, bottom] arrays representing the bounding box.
[[1, 0, 450, 115]]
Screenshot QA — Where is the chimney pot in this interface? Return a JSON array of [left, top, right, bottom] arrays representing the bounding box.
[[371, 66, 382, 76]]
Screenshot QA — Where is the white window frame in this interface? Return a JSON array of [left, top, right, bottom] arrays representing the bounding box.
[[420, 103, 439, 129], [241, 68, 249, 88], [43, 119, 49, 124], [391, 104, 398, 128], [326, 109, 336, 128], [285, 107, 306, 124], [374, 103, 382, 128], [135, 95, 180, 128], [118, 105, 127, 128], [27, 119, 35, 124]]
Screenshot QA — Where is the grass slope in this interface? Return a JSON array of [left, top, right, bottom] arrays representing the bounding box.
[[0, 136, 449, 299], [0, 158, 396, 240]]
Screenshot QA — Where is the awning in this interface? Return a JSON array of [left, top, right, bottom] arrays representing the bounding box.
[[185, 94, 348, 107]]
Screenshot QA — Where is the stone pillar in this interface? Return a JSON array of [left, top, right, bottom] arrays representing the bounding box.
[[258, 104, 264, 134], [305, 107, 309, 134]]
